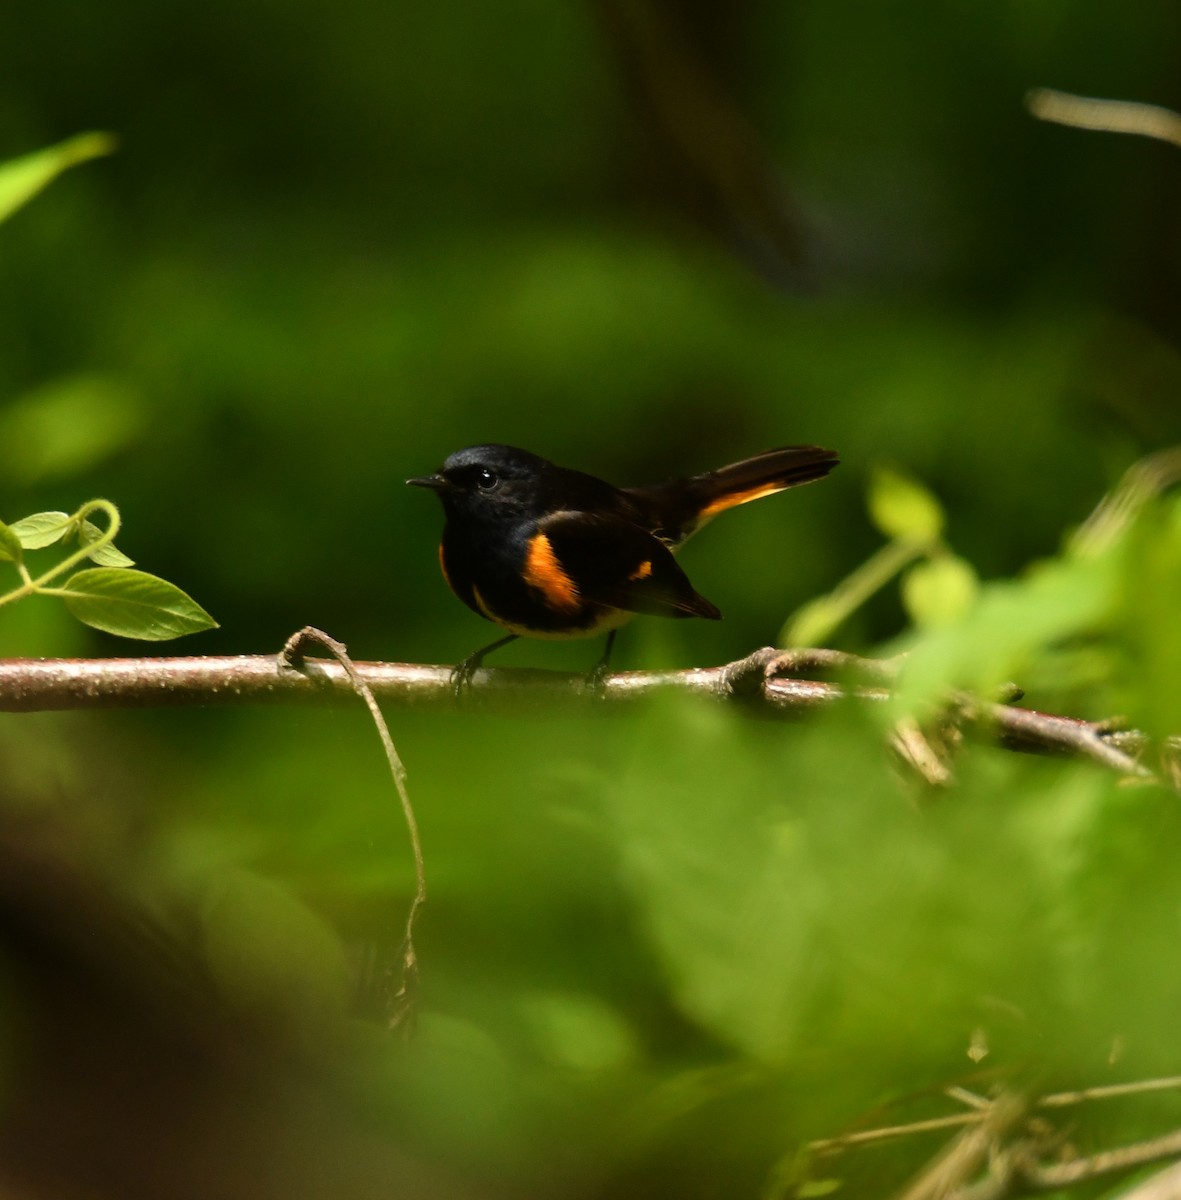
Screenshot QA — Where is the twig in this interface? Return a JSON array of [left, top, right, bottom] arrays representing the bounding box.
[[959, 696, 1154, 780], [956, 1125, 1181, 1199], [0, 649, 1171, 786], [1040, 1075, 1181, 1109], [895, 1092, 1028, 1200], [1024, 1127, 1181, 1190], [892, 715, 956, 788], [761, 646, 905, 684], [808, 1075, 1181, 1200], [810, 1111, 983, 1156], [811, 1075, 1181, 1160], [279, 628, 425, 1032], [1027, 89, 1181, 150], [1117, 1158, 1181, 1200], [945, 1087, 992, 1112]]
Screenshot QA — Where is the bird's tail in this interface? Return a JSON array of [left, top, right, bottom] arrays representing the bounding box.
[[629, 445, 839, 543], [688, 445, 840, 520]]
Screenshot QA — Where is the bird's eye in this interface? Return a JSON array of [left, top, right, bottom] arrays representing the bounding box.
[[476, 467, 499, 490]]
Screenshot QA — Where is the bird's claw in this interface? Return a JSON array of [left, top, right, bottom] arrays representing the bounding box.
[[450, 656, 481, 699]]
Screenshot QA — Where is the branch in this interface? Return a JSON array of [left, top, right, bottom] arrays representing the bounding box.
[[1028, 1128, 1181, 1189], [812, 1076, 1181, 1160], [806, 1073, 1181, 1200], [0, 646, 862, 714], [896, 1092, 1029, 1200], [1117, 1159, 1181, 1200], [954, 1125, 1181, 1200], [1027, 88, 1181, 149], [0, 647, 1171, 785]]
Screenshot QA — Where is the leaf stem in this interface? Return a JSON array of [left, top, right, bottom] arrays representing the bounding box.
[[783, 537, 932, 645], [0, 500, 121, 610]]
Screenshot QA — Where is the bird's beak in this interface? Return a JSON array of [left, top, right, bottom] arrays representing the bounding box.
[[406, 473, 454, 492]]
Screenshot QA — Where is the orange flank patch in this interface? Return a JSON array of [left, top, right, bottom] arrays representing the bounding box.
[[437, 542, 451, 590], [628, 559, 653, 581], [698, 482, 785, 520], [524, 533, 581, 613]]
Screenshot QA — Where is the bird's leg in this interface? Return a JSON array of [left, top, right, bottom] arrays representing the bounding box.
[[451, 633, 519, 697], [586, 630, 618, 692]]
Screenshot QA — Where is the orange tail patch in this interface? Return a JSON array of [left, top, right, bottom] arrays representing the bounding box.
[[698, 481, 789, 520]]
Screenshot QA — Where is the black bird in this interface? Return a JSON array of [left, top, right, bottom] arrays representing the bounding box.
[[408, 443, 839, 687]]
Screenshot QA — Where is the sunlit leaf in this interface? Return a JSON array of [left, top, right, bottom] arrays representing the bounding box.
[[1109, 497, 1181, 739], [60, 568, 217, 640], [797, 1181, 842, 1198], [890, 549, 1119, 713], [868, 465, 944, 543], [0, 519, 23, 564], [78, 519, 135, 567], [8, 511, 71, 549], [0, 131, 117, 225], [902, 553, 979, 628]]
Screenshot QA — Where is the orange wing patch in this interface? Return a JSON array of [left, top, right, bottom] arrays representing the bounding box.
[[698, 482, 785, 521], [628, 559, 653, 581], [523, 533, 581, 613]]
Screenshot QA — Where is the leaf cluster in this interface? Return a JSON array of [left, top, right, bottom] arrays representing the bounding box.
[[0, 502, 215, 640], [0, 140, 215, 645]]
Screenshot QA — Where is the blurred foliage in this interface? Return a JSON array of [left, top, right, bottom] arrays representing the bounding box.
[[1, 1, 1181, 1197], [0, 130, 115, 225]]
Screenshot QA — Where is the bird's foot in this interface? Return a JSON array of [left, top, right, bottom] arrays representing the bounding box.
[[449, 653, 482, 699]]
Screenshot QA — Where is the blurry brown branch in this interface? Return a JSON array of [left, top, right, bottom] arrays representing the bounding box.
[[1118, 1159, 1181, 1200], [1027, 88, 1181, 149], [0, 645, 1174, 787], [591, 0, 813, 285]]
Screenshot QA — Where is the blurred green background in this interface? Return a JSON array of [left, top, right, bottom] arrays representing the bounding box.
[[2, 2, 1181, 1197]]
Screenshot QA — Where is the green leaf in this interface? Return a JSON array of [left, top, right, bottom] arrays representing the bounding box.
[[891, 548, 1119, 714], [60, 568, 218, 640], [0, 519, 23, 564], [798, 1182, 843, 1198], [8, 511, 71, 549], [78, 519, 135, 567], [901, 553, 979, 629], [1109, 498, 1181, 739], [868, 465, 944, 543], [0, 131, 117, 226], [517, 991, 638, 1073], [0, 374, 143, 486], [607, 703, 1063, 1064]]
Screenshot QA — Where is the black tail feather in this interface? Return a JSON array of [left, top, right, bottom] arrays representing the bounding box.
[[627, 445, 838, 542]]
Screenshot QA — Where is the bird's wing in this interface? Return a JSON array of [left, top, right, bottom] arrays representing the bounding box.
[[530, 511, 721, 621]]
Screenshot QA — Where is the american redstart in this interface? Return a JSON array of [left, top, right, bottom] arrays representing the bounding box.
[[408, 443, 839, 685]]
